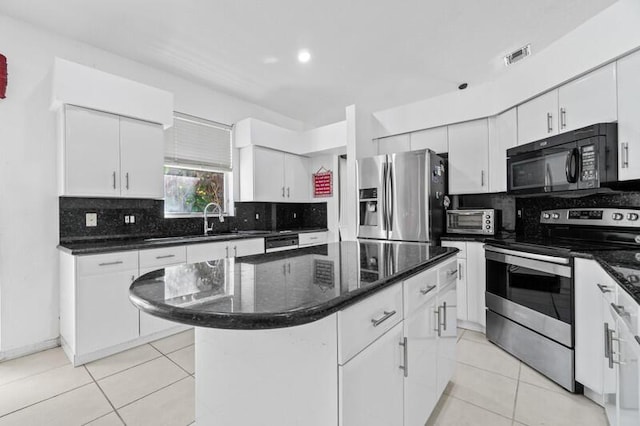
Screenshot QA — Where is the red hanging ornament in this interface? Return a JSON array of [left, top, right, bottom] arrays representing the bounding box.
[[0, 54, 7, 99]]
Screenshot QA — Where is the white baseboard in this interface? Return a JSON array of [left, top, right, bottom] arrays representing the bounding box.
[[457, 320, 485, 333], [0, 337, 61, 362]]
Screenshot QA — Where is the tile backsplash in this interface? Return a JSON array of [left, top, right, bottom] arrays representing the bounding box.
[[59, 197, 327, 242]]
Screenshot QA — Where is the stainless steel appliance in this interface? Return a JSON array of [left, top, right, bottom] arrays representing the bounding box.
[[446, 209, 499, 235], [507, 123, 617, 195], [485, 207, 640, 392], [265, 234, 299, 253], [357, 149, 446, 243]]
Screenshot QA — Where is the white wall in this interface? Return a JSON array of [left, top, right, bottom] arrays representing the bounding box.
[[373, 0, 640, 137], [300, 121, 347, 156], [0, 14, 304, 356]]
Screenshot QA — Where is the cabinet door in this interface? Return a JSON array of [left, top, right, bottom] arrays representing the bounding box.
[[404, 292, 439, 426], [119, 117, 164, 198], [77, 270, 139, 354], [574, 258, 607, 393], [617, 51, 640, 181], [616, 319, 640, 426], [284, 153, 309, 201], [139, 259, 186, 337], [436, 280, 457, 395], [378, 134, 411, 155], [604, 303, 619, 426], [558, 63, 617, 134], [253, 147, 285, 201], [229, 238, 264, 257], [64, 105, 120, 196], [448, 119, 489, 194], [456, 258, 468, 321], [339, 322, 404, 426], [466, 242, 486, 327], [488, 108, 518, 193], [410, 126, 448, 154], [517, 90, 559, 145], [186, 242, 229, 263]]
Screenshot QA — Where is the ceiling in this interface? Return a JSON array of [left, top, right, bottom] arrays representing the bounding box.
[[0, 0, 617, 127]]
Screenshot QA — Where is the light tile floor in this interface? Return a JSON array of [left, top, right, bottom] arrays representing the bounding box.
[[0, 328, 609, 426]]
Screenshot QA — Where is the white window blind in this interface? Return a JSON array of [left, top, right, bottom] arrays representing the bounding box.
[[165, 112, 232, 171]]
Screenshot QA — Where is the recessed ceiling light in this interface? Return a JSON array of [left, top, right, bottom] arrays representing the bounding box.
[[297, 49, 311, 64]]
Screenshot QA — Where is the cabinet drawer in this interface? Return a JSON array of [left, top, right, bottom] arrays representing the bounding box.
[[77, 251, 139, 277], [438, 258, 459, 285], [298, 231, 328, 247], [139, 246, 187, 270], [186, 242, 228, 264], [229, 238, 264, 257], [615, 287, 639, 336], [338, 284, 403, 365], [404, 268, 438, 317], [441, 241, 466, 259]]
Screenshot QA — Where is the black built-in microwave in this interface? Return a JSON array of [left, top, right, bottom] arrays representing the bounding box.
[[507, 123, 617, 194]]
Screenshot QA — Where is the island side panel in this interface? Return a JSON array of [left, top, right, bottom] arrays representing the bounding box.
[[195, 313, 339, 426]]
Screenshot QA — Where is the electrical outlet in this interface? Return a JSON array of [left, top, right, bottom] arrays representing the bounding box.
[[86, 213, 97, 227], [255, 213, 260, 220], [130, 215, 135, 224], [293, 212, 297, 219], [124, 215, 130, 224]]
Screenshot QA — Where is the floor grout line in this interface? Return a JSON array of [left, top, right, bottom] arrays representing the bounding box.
[[115, 375, 193, 412], [455, 359, 520, 381], [83, 365, 127, 426], [86, 349, 164, 382], [162, 349, 194, 377], [511, 362, 522, 422], [447, 394, 515, 423]]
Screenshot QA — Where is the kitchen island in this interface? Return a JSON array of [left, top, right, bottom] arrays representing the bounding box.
[[130, 240, 458, 426]]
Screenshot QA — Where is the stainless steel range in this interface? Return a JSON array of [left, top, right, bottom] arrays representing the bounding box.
[[484, 207, 640, 392]]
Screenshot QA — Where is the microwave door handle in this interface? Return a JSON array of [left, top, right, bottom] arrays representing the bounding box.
[[565, 148, 579, 184], [545, 163, 552, 190]]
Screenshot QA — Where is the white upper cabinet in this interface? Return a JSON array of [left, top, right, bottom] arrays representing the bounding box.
[[488, 108, 518, 193], [410, 126, 448, 154], [119, 117, 164, 198], [64, 106, 121, 197], [517, 90, 559, 145], [557, 63, 617, 133], [448, 119, 489, 194], [62, 105, 164, 198], [377, 134, 410, 155], [239, 146, 309, 202], [617, 50, 640, 181]]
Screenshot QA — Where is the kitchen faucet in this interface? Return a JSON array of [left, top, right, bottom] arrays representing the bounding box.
[[203, 202, 224, 235]]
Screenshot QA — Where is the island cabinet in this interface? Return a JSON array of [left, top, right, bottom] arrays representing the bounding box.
[[61, 105, 164, 198], [239, 145, 309, 202], [185, 238, 264, 263]]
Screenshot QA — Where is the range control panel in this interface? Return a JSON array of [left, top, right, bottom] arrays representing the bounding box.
[[540, 208, 640, 227]]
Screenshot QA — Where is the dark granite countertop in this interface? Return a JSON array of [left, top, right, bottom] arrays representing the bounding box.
[[57, 228, 328, 255], [129, 241, 458, 330]]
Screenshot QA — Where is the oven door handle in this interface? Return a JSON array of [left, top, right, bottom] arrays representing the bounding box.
[[485, 248, 572, 278], [484, 245, 571, 265]]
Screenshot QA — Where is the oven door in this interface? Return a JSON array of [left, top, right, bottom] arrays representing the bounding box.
[[507, 141, 580, 194], [485, 246, 573, 347]]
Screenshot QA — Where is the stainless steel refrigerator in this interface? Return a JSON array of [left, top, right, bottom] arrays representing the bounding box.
[[357, 149, 446, 244]]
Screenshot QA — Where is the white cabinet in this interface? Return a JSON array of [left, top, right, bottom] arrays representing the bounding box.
[[517, 91, 559, 145], [410, 126, 448, 154], [186, 238, 264, 263], [239, 146, 309, 202], [617, 51, 640, 181], [488, 108, 518, 193], [377, 134, 410, 155], [615, 316, 640, 426], [441, 240, 485, 330], [517, 64, 617, 145], [298, 231, 328, 247], [62, 105, 164, 198], [557, 63, 617, 133], [339, 322, 404, 426], [448, 119, 489, 194], [436, 278, 458, 396]]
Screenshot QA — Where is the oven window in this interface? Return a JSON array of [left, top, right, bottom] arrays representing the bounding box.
[[507, 265, 572, 324]]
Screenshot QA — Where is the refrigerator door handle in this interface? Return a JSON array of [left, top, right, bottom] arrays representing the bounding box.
[[382, 162, 388, 231], [387, 161, 394, 232]]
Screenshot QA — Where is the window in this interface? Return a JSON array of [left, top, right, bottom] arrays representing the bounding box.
[[164, 112, 232, 216]]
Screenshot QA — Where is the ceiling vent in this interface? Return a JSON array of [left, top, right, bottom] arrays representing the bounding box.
[[504, 44, 531, 67]]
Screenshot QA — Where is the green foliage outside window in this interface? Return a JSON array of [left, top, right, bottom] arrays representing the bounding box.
[[164, 166, 225, 214]]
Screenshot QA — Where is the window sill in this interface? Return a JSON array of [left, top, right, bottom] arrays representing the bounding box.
[[164, 213, 232, 219]]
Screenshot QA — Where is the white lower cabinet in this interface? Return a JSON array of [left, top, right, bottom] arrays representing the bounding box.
[[186, 238, 264, 263], [436, 278, 457, 396]]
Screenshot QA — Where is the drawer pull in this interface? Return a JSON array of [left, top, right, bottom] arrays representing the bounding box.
[[371, 310, 396, 327], [98, 261, 123, 266], [155, 254, 176, 259], [420, 285, 436, 295], [399, 337, 408, 377], [635, 335, 640, 346], [597, 284, 612, 293], [447, 269, 458, 276], [611, 303, 628, 318], [309, 237, 318, 240]]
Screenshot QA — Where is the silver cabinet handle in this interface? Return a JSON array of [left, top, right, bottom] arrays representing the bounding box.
[[441, 301, 447, 331], [125, 172, 130, 190], [287, 263, 291, 274], [399, 337, 408, 377], [435, 308, 441, 337], [282, 264, 286, 275], [604, 323, 611, 360], [447, 269, 458, 276], [622, 142, 629, 168], [99, 261, 123, 266], [560, 107, 567, 129], [282, 187, 285, 197], [635, 335, 640, 346], [481, 170, 485, 187], [420, 285, 436, 295], [371, 310, 396, 327], [112, 171, 117, 189], [309, 237, 318, 240], [225, 246, 229, 258], [287, 187, 290, 198], [611, 303, 628, 318], [155, 254, 175, 259], [233, 246, 237, 257], [547, 113, 553, 133], [597, 284, 612, 293], [458, 263, 463, 280]]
